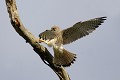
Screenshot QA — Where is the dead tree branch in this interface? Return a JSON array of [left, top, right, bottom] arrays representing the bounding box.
[[5, 0, 70, 80]]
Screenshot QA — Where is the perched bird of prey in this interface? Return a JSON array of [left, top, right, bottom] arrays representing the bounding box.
[[39, 17, 107, 67]]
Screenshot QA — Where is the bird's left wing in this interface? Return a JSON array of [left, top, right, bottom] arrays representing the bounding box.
[[39, 30, 56, 41], [62, 17, 107, 45]]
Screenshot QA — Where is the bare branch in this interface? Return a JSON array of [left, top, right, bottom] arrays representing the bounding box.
[[5, 0, 70, 80]]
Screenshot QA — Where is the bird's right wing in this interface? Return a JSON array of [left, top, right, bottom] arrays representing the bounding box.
[[62, 17, 107, 45]]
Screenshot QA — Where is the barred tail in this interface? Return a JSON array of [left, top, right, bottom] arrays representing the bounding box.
[[53, 47, 76, 67]]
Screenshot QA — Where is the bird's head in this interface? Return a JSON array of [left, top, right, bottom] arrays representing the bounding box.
[[51, 26, 61, 33]]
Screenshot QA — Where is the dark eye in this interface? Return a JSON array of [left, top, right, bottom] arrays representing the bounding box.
[[52, 28, 56, 31]]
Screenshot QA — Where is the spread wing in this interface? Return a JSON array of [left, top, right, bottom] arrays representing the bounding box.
[[62, 17, 107, 45], [39, 30, 56, 40]]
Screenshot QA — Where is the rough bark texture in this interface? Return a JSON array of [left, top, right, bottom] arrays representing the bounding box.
[[5, 0, 70, 80]]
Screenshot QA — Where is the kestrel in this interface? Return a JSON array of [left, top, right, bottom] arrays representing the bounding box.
[[39, 17, 107, 67]]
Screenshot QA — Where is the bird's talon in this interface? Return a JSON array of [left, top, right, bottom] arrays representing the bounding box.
[[39, 39, 44, 43]]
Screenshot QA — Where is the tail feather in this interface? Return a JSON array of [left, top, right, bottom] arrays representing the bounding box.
[[53, 47, 76, 67]]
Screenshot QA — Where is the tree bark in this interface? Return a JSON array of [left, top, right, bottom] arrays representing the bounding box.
[[5, 0, 70, 80]]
